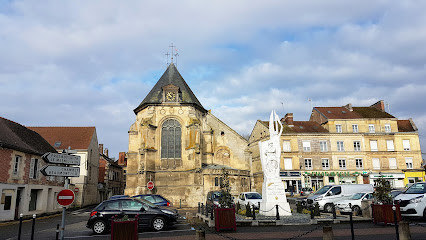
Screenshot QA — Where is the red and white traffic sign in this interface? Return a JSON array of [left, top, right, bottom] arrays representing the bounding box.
[[74, 187, 79, 193], [147, 181, 155, 190], [57, 189, 75, 206]]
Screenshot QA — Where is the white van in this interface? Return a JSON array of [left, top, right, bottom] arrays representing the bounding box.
[[394, 182, 426, 218], [307, 184, 374, 212]]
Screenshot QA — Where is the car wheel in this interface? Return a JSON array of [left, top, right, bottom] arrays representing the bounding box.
[[352, 205, 361, 216], [152, 217, 166, 231], [92, 220, 107, 234], [324, 203, 334, 213]]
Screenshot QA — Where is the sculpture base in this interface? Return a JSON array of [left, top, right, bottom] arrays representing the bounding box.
[[260, 180, 291, 216]]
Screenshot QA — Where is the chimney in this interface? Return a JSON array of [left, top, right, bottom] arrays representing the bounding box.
[[118, 152, 127, 166], [284, 113, 294, 127], [104, 148, 109, 157], [99, 144, 104, 156], [344, 103, 353, 112], [370, 100, 385, 112]]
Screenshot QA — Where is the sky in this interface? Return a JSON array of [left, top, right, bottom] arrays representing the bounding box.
[[1, 0, 425, 159]]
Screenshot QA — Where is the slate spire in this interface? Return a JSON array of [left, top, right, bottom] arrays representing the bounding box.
[[134, 63, 207, 114]]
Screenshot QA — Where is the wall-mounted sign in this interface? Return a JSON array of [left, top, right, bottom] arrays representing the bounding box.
[[304, 171, 360, 177], [280, 171, 301, 177]]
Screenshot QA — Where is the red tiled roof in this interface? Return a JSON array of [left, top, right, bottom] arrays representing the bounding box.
[[352, 107, 394, 118], [27, 127, 96, 150], [315, 106, 394, 119], [260, 120, 329, 133], [397, 120, 415, 132]]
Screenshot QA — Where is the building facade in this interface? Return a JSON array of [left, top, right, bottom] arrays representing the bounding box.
[[249, 101, 423, 193], [0, 117, 64, 221], [28, 127, 100, 207], [125, 63, 250, 207], [98, 144, 125, 202]]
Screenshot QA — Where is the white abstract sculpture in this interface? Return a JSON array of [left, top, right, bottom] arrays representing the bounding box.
[[259, 110, 291, 216]]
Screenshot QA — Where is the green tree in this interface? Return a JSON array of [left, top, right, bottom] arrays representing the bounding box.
[[373, 176, 392, 204], [219, 168, 234, 208]]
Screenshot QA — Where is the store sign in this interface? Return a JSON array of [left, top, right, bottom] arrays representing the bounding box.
[[369, 173, 405, 179], [280, 171, 301, 177], [304, 171, 360, 177]]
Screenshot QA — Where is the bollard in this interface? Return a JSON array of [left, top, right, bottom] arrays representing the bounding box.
[[323, 224, 334, 240], [252, 204, 256, 220], [399, 221, 411, 240], [196, 229, 206, 240], [210, 207, 214, 220], [201, 203, 204, 215], [332, 204, 337, 219], [310, 206, 314, 219], [393, 205, 400, 240], [349, 203, 354, 240], [18, 213, 23, 240], [31, 214, 36, 240], [180, 199, 182, 209], [276, 205, 280, 220], [258, 202, 260, 210], [56, 224, 60, 240], [198, 202, 201, 213], [205, 205, 209, 217]]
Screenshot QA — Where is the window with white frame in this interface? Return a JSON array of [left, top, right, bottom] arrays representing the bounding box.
[[322, 159, 329, 170], [284, 158, 293, 170], [283, 141, 291, 152], [385, 124, 391, 133], [13, 155, 21, 176], [405, 157, 413, 169], [352, 124, 358, 133], [372, 158, 380, 170], [386, 140, 395, 151], [320, 141, 328, 152], [369, 124, 375, 133], [403, 140, 411, 151], [355, 159, 363, 169], [337, 141, 344, 152], [389, 158, 397, 169], [302, 141, 311, 152], [336, 124, 342, 133], [29, 158, 39, 179], [339, 159, 346, 169], [370, 140, 378, 151], [304, 158, 312, 170], [353, 141, 361, 151]]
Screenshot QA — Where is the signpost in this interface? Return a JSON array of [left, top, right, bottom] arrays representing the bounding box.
[[40, 165, 80, 177], [42, 152, 80, 165], [57, 189, 75, 206], [147, 181, 155, 190]]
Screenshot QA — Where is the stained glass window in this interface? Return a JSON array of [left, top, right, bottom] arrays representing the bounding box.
[[161, 119, 181, 159]]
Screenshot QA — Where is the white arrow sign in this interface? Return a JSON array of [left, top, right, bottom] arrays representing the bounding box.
[[40, 165, 80, 177], [42, 152, 80, 165]]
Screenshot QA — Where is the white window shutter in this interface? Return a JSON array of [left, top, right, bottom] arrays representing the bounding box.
[[373, 158, 380, 169], [284, 158, 292, 170], [29, 158, 35, 179], [386, 140, 395, 151], [36, 159, 41, 179], [389, 158, 397, 169]]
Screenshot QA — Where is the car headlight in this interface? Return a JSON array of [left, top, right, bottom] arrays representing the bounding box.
[[161, 209, 175, 215], [409, 196, 424, 203], [314, 196, 323, 201]]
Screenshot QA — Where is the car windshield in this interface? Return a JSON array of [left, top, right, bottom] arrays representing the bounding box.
[[405, 183, 426, 194], [133, 198, 157, 208], [351, 193, 365, 200], [246, 193, 262, 199], [314, 186, 332, 195]]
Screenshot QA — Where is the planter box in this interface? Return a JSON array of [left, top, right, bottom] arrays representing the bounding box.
[[215, 208, 236, 232], [372, 204, 401, 225], [111, 218, 138, 240]]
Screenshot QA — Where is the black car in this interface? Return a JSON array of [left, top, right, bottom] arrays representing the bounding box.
[[206, 191, 222, 212], [133, 194, 172, 207], [86, 198, 178, 234]]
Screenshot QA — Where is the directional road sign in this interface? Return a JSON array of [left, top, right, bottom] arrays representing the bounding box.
[[57, 189, 75, 206], [42, 152, 80, 165], [40, 165, 80, 177]]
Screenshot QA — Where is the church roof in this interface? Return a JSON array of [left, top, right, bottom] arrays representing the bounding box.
[[134, 63, 207, 114]]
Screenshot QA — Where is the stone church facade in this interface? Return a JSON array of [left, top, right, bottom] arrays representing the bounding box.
[[125, 63, 251, 207]]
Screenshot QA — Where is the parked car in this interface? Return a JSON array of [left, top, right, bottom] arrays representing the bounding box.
[[133, 194, 172, 207], [86, 198, 178, 234], [109, 195, 130, 200], [206, 191, 222, 212], [394, 182, 426, 218], [390, 189, 404, 200], [335, 192, 374, 215], [307, 184, 374, 212], [236, 192, 262, 209], [300, 187, 313, 196]]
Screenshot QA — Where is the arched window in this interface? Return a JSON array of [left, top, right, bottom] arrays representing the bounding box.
[[161, 119, 181, 159]]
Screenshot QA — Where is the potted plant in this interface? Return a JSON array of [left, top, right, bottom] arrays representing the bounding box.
[[111, 215, 138, 240], [215, 168, 237, 231], [372, 176, 401, 224]]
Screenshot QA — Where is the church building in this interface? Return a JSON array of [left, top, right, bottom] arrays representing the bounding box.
[[125, 63, 251, 207]]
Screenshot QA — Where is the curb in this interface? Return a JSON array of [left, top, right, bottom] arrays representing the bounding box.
[[0, 213, 62, 227]]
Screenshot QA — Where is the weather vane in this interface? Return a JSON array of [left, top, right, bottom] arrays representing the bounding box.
[[165, 43, 179, 66]]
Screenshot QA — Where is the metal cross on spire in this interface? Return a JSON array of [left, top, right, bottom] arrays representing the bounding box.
[[167, 43, 179, 66]]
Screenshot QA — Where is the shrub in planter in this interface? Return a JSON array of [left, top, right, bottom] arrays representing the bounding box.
[[215, 168, 236, 231], [245, 203, 253, 217], [372, 176, 401, 224]]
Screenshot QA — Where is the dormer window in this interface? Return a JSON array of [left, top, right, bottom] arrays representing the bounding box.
[[162, 84, 180, 103]]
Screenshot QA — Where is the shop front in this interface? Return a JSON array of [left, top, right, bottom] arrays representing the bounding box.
[[280, 171, 302, 194], [369, 173, 405, 189], [303, 171, 363, 191], [403, 170, 425, 188]]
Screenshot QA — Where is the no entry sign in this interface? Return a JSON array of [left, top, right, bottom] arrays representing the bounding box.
[[147, 181, 154, 190], [57, 189, 75, 206]]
